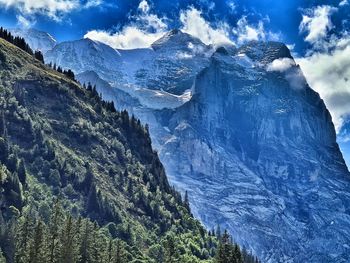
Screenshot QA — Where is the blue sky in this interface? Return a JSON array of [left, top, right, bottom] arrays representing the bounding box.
[[0, 0, 348, 54], [1, 0, 350, 163]]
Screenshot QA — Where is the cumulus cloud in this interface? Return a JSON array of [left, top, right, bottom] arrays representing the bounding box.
[[299, 5, 337, 47], [233, 17, 265, 44], [232, 16, 279, 45], [339, 0, 348, 6], [0, 0, 79, 20], [297, 3, 350, 131], [179, 7, 233, 46], [85, 0, 168, 49], [86, 4, 235, 49], [297, 44, 350, 130], [267, 58, 296, 72], [138, 0, 150, 13], [85, 28, 166, 50]]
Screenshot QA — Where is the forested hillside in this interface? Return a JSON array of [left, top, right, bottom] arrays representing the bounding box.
[[0, 36, 258, 263]]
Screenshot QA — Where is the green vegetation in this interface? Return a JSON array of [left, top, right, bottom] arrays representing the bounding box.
[[0, 37, 259, 263]]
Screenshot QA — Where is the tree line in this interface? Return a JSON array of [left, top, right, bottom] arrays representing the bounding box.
[[0, 27, 44, 63], [2, 200, 128, 263]]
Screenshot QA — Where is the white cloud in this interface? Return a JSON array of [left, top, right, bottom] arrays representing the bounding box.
[[227, 1, 236, 12], [339, 0, 348, 6], [0, 0, 79, 20], [85, 28, 166, 50], [232, 16, 274, 44], [84, 0, 102, 8], [267, 58, 304, 90], [267, 58, 296, 72], [84, 0, 167, 49], [285, 69, 306, 90], [138, 0, 150, 13], [86, 5, 235, 49], [287, 44, 295, 51], [297, 43, 350, 130], [16, 14, 34, 28], [297, 4, 350, 131], [299, 5, 337, 47], [179, 7, 233, 46]]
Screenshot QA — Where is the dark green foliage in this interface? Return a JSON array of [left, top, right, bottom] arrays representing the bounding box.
[[34, 51, 44, 64], [17, 160, 26, 186], [47, 63, 76, 81], [164, 234, 179, 263], [12, 201, 129, 263], [28, 220, 46, 263], [215, 230, 259, 263]]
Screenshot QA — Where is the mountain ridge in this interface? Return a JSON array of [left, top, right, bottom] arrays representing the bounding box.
[[17, 28, 350, 262]]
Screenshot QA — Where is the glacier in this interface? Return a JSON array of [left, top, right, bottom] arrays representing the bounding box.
[[42, 29, 350, 262]]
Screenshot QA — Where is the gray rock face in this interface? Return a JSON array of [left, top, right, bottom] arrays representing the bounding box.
[[41, 30, 350, 262], [160, 45, 350, 262]]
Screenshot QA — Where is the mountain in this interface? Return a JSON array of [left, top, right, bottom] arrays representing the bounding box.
[[160, 43, 350, 262], [46, 30, 212, 106], [10, 28, 56, 53], [42, 29, 350, 262], [0, 37, 226, 263]]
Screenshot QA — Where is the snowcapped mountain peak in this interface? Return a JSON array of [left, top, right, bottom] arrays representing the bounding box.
[[10, 28, 56, 53], [80, 37, 121, 55], [45, 38, 122, 80], [151, 29, 207, 52]]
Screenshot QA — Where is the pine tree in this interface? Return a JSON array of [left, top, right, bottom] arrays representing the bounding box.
[[114, 239, 126, 263], [28, 220, 47, 263], [59, 215, 79, 263], [48, 200, 63, 263], [89, 222, 101, 263], [79, 220, 91, 263], [164, 235, 179, 263], [216, 225, 222, 239], [184, 191, 190, 212], [105, 239, 114, 263], [83, 163, 94, 193], [34, 51, 44, 63], [215, 230, 232, 263], [0, 137, 8, 163], [232, 243, 243, 263], [17, 160, 26, 186], [15, 213, 32, 263], [0, 111, 6, 138]]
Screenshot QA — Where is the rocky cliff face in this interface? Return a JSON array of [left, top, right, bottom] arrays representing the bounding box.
[[159, 43, 350, 262], [42, 30, 350, 262]]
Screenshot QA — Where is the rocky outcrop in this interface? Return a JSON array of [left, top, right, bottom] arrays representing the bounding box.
[[159, 43, 350, 262]]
